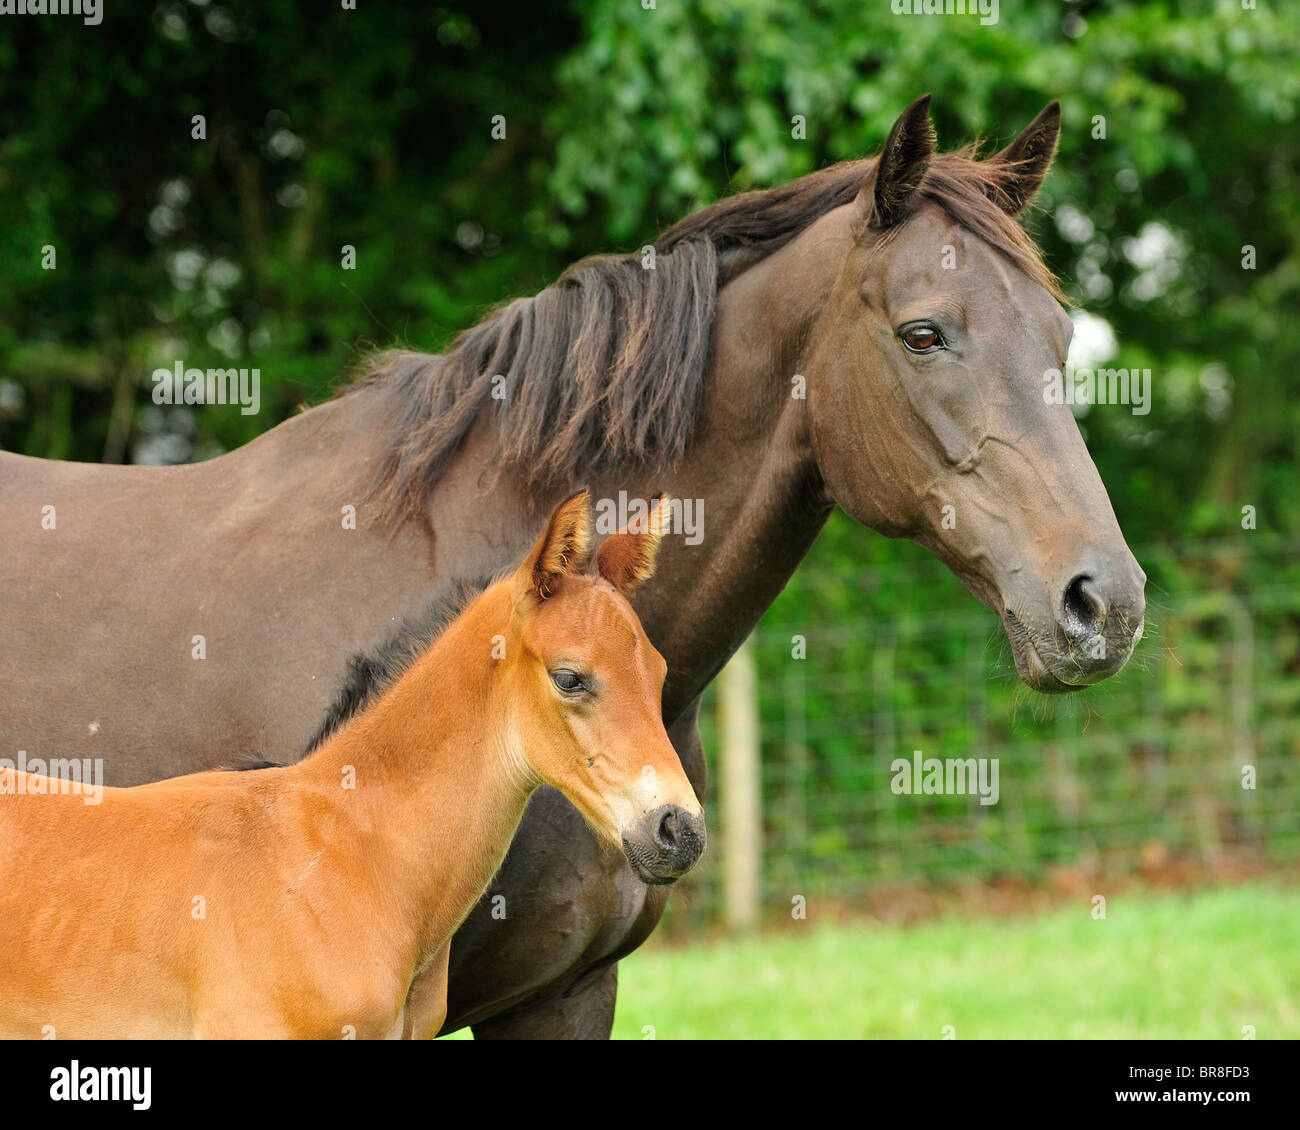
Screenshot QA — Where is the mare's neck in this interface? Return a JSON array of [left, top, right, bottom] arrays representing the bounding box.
[[625, 216, 848, 725], [299, 585, 533, 965]]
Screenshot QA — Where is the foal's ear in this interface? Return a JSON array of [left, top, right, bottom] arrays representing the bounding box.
[[988, 100, 1061, 214], [595, 494, 670, 597], [853, 93, 935, 234], [514, 491, 593, 603]]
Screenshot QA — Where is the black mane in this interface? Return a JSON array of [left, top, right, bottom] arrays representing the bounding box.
[[342, 148, 1060, 515], [305, 574, 499, 753]]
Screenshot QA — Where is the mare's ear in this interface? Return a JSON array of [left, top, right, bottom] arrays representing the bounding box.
[[987, 100, 1060, 214], [852, 93, 935, 236], [513, 491, 593, 604], [595, 494, 670, 597]]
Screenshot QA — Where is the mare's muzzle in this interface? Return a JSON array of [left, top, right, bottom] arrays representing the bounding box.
[[1006, 551, 1147, 692]]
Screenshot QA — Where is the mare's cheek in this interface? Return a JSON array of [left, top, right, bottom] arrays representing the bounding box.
[[898, 363, 990, 468]]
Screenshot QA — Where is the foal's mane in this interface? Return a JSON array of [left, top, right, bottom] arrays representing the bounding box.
[[304, 574, 500, 753], [342, 146, 1060, 515]]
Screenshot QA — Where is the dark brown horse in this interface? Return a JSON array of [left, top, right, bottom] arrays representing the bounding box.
[[0, 96, 1144, 1037]]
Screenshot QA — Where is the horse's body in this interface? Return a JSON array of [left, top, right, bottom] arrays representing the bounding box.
[[0, 98, 1146, 1036], [0, 495, 701, 1039], [1, 761, 427, 1039]]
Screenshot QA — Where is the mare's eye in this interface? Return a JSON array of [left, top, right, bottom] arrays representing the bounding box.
[[551, 669, 587, 694], [900, 324, 944, 353]]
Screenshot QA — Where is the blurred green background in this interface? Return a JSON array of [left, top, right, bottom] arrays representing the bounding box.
[[2, 1, 1298, 1034], [2, 0, 1297, 519]]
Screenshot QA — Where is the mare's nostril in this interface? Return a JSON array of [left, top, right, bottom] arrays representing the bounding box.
[[1061, 573, 1106, 637]]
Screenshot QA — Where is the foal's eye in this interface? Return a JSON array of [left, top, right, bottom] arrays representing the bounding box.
[[551, 669, 587, 694], [899, 324, 944, 353]]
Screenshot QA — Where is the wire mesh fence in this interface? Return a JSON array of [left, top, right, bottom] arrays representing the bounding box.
[[670, 533, 1300, 926]]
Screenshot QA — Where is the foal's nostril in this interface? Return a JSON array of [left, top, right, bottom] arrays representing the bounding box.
[[1061, 573, 1107, 636], [656, 807, 681, 852], [628, 805, 706, 883]]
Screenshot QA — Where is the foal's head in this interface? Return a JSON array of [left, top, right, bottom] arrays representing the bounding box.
[[496, 491, 704, 885]]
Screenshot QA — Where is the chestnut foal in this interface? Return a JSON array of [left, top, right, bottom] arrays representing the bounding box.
[[0, 492, 704, 1039]]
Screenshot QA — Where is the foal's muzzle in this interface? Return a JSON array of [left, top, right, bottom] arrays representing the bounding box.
[[622, 805, 706, 885]]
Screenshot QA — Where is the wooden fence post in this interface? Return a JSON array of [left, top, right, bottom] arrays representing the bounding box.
[[719, 637, 761, 932]]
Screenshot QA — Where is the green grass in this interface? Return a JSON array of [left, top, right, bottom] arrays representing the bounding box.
[[603, 883, 1300, 1039]]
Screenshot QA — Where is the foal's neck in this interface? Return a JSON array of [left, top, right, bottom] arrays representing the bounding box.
[[300, 584, 532, 964]]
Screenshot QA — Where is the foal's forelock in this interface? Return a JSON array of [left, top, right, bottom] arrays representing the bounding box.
[[341, 144, 1060, 515]]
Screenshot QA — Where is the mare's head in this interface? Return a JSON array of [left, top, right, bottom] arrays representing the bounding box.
[[499, 491, 704, 884], [803, 95, 1145, 690]]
